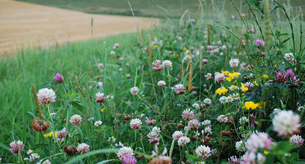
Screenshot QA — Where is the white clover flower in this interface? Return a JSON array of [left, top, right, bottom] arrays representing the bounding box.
[[162, 60, 172, 68], [226, 96, 234, 103], [284, 53, 296, 63], [130, 118, 142, 129], [285, 153, 291, 157], [37, 88, 56, 104], [196, 145, 211, 160], [94, 120, 103, 127], [117, 147, 134, 160], [273, 108, 282, 114], [130, 86, 139, 95], [229, 59, 240, 67], [98, 63, 104, 69], [204, 126, 212, 135], [202, 120, 211, 127], [297, 106, 304, 112], [235, 141, 246, 152], [203, 98, 212, 105], [41, 159, 52, 164], [211, 148, 218, 156], [192, 103, 200, 109], [157, 81, 166, 87], [246, 132, 272, 153], [273, 110, 301, 136], [178, 136, 190, 146], [29, 153, 40, 162], [70, 114, 82, 125], [289, 134, 304, 148], [239, 117, 249, 125], [110, 51, 115, 55], [27, 149, 33, 155], [172, 131, 184, 140], [87, 117, 94, 122], [77, 143, 90, 154], [219, 96, 227, 104], [152, 127, 161, 133]]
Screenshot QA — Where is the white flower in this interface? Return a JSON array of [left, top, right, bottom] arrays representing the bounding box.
[[27, 149, 33, 155], [117, 147, 134, 160], [226, 96, 234, 103], [202, 120, 211, 127], [108, 136, 116, 142], [29, 153, 40, 162], [246, 132, 272, 153], [229, 59, 240, 67], [203, 98, 212, 105], [162, 60, 172, 68], [285, 153, 291, 157], [98, 63, 104, 69], [239, 117, 249, 125], [284, 53, 296, 63], [289, 134, 304, 148], [130, 118, 142, 129], [192, 103, 200, 109], [77, 143, 90, 154], [204, 126, 212, 135], [70, 114, 82, 125], [37, 88, 56, 104], [41, 159, 52, 164], [219, 96, 227, 104], [172, 131, 184, 140], [235, 140, 246, 152], [196, 145, 211, 160], [110, 51, 115, 55], [88, 117, 94, 122], [297, 106, 304, 112], [157, 81, 166, 87], [94, 120, 103, 127], [211, 148, 218, 156], [273, 108, 282, 114], [130, 87, 139, 95], [152, 127, 161, 133], [273, 110, 301, 136], [178, 136, 190, 146]]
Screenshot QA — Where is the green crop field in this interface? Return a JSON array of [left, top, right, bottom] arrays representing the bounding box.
[[16, 0, 305, 18]]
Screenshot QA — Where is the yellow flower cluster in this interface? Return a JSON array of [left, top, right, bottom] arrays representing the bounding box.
[[216, 87, 228, 95], [241, 83, 248, 92], [221, 71, 240, 82], [101, 108, 105, 112], [243, 101, 259, 110], [44, 131, 57, 138]]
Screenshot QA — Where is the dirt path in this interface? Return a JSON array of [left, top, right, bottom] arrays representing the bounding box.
[[0, 0, 157, 55]]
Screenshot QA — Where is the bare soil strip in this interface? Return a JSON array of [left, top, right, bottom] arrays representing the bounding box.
[[0, 0, 157, 55]]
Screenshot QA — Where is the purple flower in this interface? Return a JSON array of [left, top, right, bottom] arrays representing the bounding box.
[[284, 69, 295, 80], [255, 39, 265, 49], [53, 73, 64, 83], [248, 29, 254, 33], [122, 155, 137, 164], [275, 71, 286, 83]]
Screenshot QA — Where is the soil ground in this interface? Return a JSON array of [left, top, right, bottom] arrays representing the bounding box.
[[0, 0, 157, 55]]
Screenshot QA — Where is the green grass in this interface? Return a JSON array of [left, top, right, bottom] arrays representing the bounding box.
[[16, 0, 305, 18]]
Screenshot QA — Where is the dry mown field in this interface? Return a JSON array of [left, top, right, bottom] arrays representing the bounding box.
[[0, 0, 157, 55]]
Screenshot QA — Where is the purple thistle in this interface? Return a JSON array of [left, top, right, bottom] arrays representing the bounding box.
[[122, 155, 137, 164], [53, 73, 64, 83]]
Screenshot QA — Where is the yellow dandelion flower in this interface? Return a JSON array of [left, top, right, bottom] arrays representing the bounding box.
[[101, 108, 105, 112], [154, 45, 158, 48], [44, 131, 57, 138], [241, 83, 248, 92], [243, 101, 259, 110], [216, 87, 228, 95]]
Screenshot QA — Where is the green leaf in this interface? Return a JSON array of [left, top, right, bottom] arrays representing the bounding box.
[[42, 81, 57, 88], [64, 149, 119, 164], [96, 159, 120, 164], [70, 101, 87, 111]]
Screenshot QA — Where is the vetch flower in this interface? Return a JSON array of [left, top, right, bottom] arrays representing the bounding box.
[[77, 143, 90, 154], [10, 140, 24, 153], [70, 114, 82, 125], [53, 73, 64, 83], [37, 88, 56, 104], [196, 145, 211, 160], [273, 110, 301, 136]]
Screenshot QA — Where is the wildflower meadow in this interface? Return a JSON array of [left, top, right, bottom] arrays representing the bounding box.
[[0, 0, 305, 164]]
